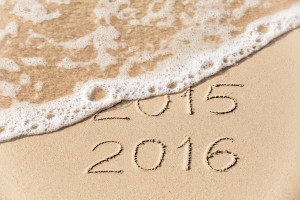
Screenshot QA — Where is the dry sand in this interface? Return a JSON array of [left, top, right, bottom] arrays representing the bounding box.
[[0, 29, 300, 200]]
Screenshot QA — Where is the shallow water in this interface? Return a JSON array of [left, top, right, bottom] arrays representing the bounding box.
[[0, 0, 300, 142]]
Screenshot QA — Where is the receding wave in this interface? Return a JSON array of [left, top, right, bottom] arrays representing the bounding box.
[[0, 0, 299, 142]]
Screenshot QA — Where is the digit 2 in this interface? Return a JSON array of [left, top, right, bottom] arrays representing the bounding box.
[[87, 141, 124, 174]]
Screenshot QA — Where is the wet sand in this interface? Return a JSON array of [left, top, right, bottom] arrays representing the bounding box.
[[0, 28, 299, 200]]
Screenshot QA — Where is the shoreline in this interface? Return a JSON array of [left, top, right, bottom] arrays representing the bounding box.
[[0, 29, 299, 200]]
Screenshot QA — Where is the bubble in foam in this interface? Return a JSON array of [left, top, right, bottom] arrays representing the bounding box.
[[0, 126, 4, 133], [257, 25, 269, 33], [148, 87, 156, 94], [88, 87, 107, 102]]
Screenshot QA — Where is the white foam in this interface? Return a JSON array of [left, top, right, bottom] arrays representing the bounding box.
[[19, 74, 31, 85], [0, 81, 20, 98], [21, 57, 47, 67], [93, 26, 120, 69], [58, 34, 91, 50], [0, 0, 5, 6], [0, 58, 20, 72], [46, 0, 70, 5], [34, 82, 43, 92], [57, 57, 78, 69], [246, 0, 261, 7], [11, 0, 61, 24], [0, 2, 300, 142], [94, 0, 130, 24], [0, 22, 18, 42], [128, 0, 176, 26], [57, 57, 94, 69]]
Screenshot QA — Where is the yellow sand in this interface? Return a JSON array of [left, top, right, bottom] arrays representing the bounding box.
[[0, 29, 299, 200]]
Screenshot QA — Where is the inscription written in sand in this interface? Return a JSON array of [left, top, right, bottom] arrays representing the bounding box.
[[134, 139, 167, 171], [136, 96, 171, 117], [87, 141, 124, 174], [85, 137, 239, 173], [206, 84, 244, 114], [206, 138, 239, 172], [177, 136, 192, 171], [88, 84, 244, 173], [93, 84, 245, 120]]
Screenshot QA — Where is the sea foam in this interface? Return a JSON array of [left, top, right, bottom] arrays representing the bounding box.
[[0, 1, 299, 142]]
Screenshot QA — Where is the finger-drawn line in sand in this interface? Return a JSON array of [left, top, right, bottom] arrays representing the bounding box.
[[205, 137, 239, 172], [93, 101, 130, 121], [92, 84, 244, 120], [94, 117, 130, 121], [85, 137, 239, 174], [133, 139, 167, 171], [181, 87, 194, 115], [177, 136, 193, 171], [87, 141, 124, 174], [136, 95, 171, 116], [206, 84, 244, 114]]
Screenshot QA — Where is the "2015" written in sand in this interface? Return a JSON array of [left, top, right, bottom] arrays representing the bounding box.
[[93, 84, 244, 121]]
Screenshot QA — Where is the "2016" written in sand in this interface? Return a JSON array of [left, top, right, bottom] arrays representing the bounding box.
[[85, 137, 239, 174]]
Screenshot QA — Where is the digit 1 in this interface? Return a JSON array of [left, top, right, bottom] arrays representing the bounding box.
[[181, 87, 194, 115], [177, 137, 192, 171]]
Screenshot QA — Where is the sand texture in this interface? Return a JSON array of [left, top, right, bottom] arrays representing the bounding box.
[[0, 29, 300, 199]]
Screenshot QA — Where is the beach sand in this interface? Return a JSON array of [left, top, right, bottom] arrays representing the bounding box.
[[0, 29, 299, 200]]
